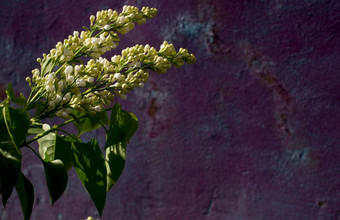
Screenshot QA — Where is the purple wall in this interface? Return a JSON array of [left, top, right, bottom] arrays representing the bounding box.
[[1, 0, 340, 219]]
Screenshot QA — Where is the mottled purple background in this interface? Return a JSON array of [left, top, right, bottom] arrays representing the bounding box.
[[1, 0, 340, 219]]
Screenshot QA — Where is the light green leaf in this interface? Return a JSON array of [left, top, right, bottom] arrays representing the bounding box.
[[105, 142, 126, 192], [43, 159, 68, 204], [71, 139, 107, 216], [5, 83, 27, 106], [38, 131, 56, 162], [40, 57, 54, 76], [2, 106, 30, 149], [105, 103, 138, 149], [72, 110, 109, 136], [27, 127, 44, 136], [15, 173, 34, 220], [27, 120, 44, 136]]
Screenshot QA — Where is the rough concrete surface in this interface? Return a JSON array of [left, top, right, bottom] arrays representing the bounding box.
[[0, 0, 340, 219]]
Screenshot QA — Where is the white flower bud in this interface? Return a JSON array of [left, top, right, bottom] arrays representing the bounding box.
[[94, 105, 101, 112], [87, 77, 94, 83], [74, 65, 81, 74], [114, 73, 123, 81], [58, 80, 64, 90], [67, 75, 74, 83], [108, 65, 114, 72], [46, 84, 55, 92], [103, 25, 111, 30], [90, 15, 95, 25], [62, 111, 69, 119], [119, 26, 130, 35], [117, 16, 126, 25], [55, 95, 62, 102], [49, 101, 55, 108], [91, 38, 100, 45], [65, 66, 73, 75], [76, 79, 86, 87], [42, 123, 51, 131], [63, 93, 71, 102], [111, 55, 120, 63], [73, 31, 79, 37], [134, 62, 141, 68], [64, 48, 72, 56], [47, 73, 54, 81]]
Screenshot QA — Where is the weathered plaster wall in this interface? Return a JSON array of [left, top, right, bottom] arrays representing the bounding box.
[[1, 0, 340, 219]]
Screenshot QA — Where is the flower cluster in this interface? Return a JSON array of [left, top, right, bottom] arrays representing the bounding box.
[[27, 6, 195, 120], [39, 5, 158, 64]]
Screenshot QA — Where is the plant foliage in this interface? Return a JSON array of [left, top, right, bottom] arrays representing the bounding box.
[[0, 5, 195, 219]]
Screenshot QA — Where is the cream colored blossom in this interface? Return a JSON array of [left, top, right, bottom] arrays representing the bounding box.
[[26, 5, 195, 120]]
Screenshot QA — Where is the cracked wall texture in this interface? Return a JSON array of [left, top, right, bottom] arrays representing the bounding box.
[[1, 0, 340, 219]]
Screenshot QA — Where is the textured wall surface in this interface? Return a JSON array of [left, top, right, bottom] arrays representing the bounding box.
[[1, 0, 340, 219]]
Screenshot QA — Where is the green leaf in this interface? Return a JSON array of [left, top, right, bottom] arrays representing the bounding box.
[[15, 173, 34, 220], [33, 101, 47, 117], [105, 103, 138, 149], [27, 127, 44, 136], [82, 26, 91, 32], [54, 135, 76, 171], [0, 141, 21, 207], [71, 139, 107, 216], [40, 57, 54, 76], [6, 83, 27, 106], [0, 106, 22, 207], [43, 159, 68, 204], [2, 106, 30, 149], [105, 142, 126, 192], [27, 120, 44, 136], [72, 110, 109, 136], [104, 104, 138, 191], [38, 131, 56, 162]]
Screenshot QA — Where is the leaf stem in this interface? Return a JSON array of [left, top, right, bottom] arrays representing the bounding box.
[[55, 128, 79, 141], [26, 145, 43, 162], [26, 118, 74, 145]]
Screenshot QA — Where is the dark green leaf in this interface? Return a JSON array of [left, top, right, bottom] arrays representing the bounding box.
[[105, 103, 138, 149], [2, 106, 30, 149], [15, 173, 34, 220], [71, 139, 107, 216], [104, 104, 138, 191], [38, 131, 56, 162], [69, 112, 83, 127], [105, 142, 126, 192], [6, 83, 27, 106], [33, 101, 47, 117], [0, 141, 21, 207], [72, 110, 109, 136], [54, 135, 76, 171], [0, 107, 22, 207], [43, 159, 68, 204]]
